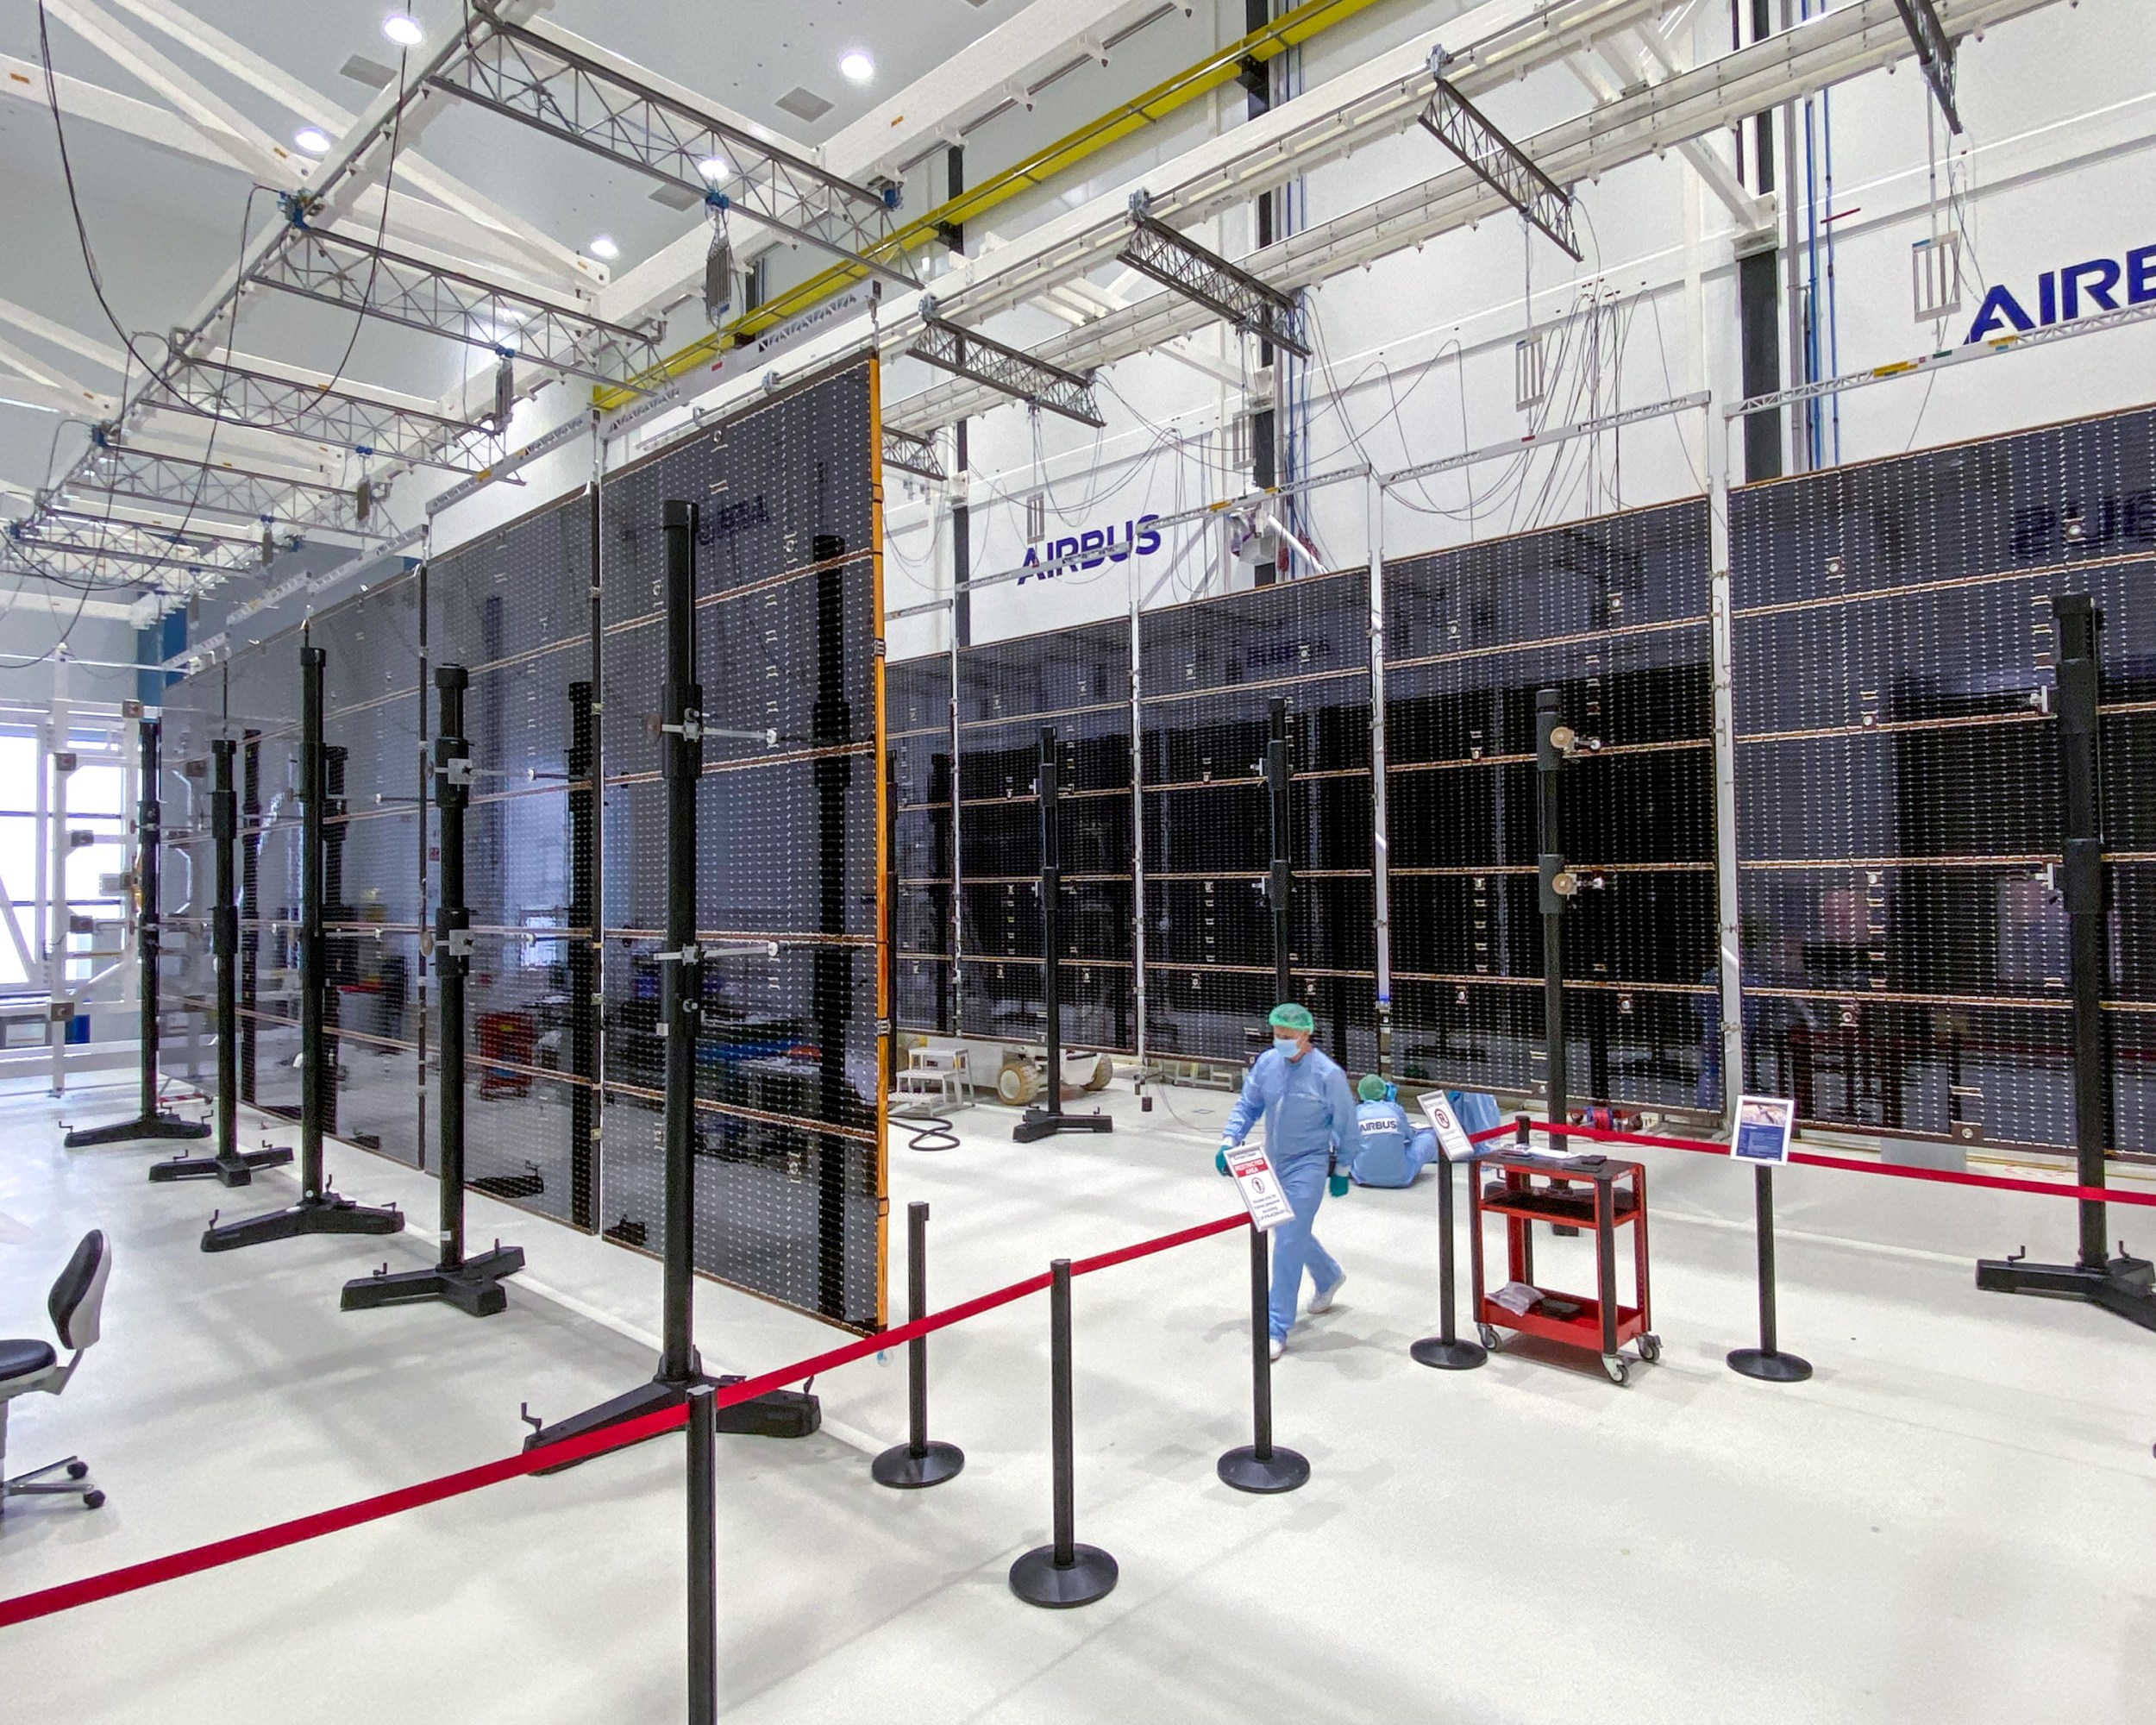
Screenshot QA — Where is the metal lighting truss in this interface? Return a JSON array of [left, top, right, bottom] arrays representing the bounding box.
[[909, 308, 1104, 427], [3, 516, 256, 586], [61, 444, 375, 537], [885, 0, 2059, 435], [432, 11, 916, 287], [1117, 191, 1309, 355], [881, 425, 946, 482], [140, 357, 501, 473], [1892, 0, 1963, 134], [1416, 50, 1581, 260], [251, 226, 661, 387]]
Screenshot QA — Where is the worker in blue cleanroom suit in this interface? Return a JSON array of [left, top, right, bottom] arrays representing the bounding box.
[[1348, 1074, 1438, 1188], [1216, 1002, 1359, 1359]]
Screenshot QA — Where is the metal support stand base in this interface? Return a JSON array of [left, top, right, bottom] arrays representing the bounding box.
[[870, 1439, 965, 1490], [1008, 1543, 1119, 1608], [1012, 1107, 1114, 1144], [1975, 1254, 2156, 1333], [340, 1246, 526, 1318], [523, 1370, 820, 1471], [64, 1113, 210, 1148], [1409, 1335, 1489, 1371], [1727, 1346, 1814, 1383], [199, 1191, 404, 1252], [147, 1146, 293, 1187], [1215, 1444, 1310, 1494]]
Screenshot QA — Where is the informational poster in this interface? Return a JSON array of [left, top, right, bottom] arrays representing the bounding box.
[[1225, 1145, 1296, 1232], [1732, 1094, 1796, 1164], [1415, 1092, 1478, 1164]]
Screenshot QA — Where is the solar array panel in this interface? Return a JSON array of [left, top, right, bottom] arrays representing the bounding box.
[[887, 652, 958, 1036], [1384, 500, 1717, 1112], [154, 663, 222, 1094], [1732, 404, 2156, 1153]]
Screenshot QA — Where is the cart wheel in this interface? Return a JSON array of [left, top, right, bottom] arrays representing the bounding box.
[[1476, 1323, 1501, 1351], [997, 1063, 1041, 1107], [1637, 1333, 1662, 1364], [1601, 1353, 1631, 1387]]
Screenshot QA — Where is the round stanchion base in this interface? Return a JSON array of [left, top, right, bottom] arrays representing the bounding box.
[[1409, 1334, 1489, 1371], [871, 1440, 966, 1490], [1009, 1543, 1119, 1609], [1727, 1346, 1813, 1383], [1215, 1444, 1310, 1495]]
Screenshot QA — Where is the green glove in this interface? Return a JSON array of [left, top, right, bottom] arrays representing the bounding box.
[[1216, 1146, 1232, 1176], [1329, 1172, 1351, 1199]]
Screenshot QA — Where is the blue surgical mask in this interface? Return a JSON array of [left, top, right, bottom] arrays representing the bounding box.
[[1273, 1034, 1299, 1055]]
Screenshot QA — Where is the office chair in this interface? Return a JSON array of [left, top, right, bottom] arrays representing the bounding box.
[[1, 1230, 110, 1515]]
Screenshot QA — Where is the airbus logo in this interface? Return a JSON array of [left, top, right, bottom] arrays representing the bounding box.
[[1018, 513, 1164, 585], [1965, 243, 2156, 342]]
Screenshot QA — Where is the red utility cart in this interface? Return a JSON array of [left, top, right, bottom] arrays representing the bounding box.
[[1468, 1148, 1658, 1385]]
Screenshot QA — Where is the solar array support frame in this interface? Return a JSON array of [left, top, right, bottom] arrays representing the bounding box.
[[1013, 727, 1113, 1144]]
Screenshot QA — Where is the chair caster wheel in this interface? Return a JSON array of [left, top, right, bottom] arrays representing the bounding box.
[[82, 1490, 105, 1509], [1602, 1353, 1631, 1386], [66, 1460, 88, 1480], [1637, 1333, 1662, 1364], [1476, 1323, 1501, 1351]]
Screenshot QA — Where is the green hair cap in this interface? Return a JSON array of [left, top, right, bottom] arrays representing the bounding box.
[[1357, 1073, 1389, 1102], [1268, 1001, 1315, 1033]]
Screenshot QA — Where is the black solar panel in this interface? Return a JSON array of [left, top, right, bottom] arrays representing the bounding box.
[[886, 653, 957, 1036]]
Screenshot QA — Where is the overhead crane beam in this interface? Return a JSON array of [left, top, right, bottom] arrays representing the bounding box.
[[909, 310, 1104, 428], [58, 445, 373, 537], [1416, 51, 1581, 261], [881, 426, 947, 483], [139, 357, 501, 474], [1117, 192, 1309, 355]]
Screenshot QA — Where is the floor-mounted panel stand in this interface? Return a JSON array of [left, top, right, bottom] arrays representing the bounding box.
[[342, 666, 523, 1315], [201, 648, 404, 1251], [66, 717, 211, 1149], [524, 500, 818, 1456], [150, 737, 291, 1186], [1013, 725, 1112, 1143], [1977, 595, 2156, 1330]]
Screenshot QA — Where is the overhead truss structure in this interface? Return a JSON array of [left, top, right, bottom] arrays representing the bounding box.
[[3, 515, 258, 586], [1118, 192, 1308, 357], [62, 444, 375, 537], [140, 358, 502, 474], [253, 226, 661, 387], [432, 11, 916, 286], [1891, 0, 1963, 133], [1416, 50, 1581, 261], [910, 307, 1104, 429], [881, 424, 945, 482]]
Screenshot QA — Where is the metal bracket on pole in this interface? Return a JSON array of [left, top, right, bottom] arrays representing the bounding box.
[[1417, 48, 1582, 262]]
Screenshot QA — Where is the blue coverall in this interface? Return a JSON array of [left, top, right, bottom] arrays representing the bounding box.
[[1223, 1044, 1359, 1343], [1451, 1088, 1502, 1138], [1348, 1099, 1438, 1188]]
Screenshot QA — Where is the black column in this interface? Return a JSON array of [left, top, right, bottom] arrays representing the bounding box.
[[567, 680, 599, 1232], [1265, 697, 1292, 1006], [1537, 689, 1570, 1149]]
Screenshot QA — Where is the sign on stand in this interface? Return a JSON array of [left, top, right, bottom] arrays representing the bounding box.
[[1414, 1092, 1479, 1164], [1225, 1144, 1295, 1231], [1732, 1095, 1796, 1164]]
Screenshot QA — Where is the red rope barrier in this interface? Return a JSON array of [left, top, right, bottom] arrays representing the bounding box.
[[0, 1209, 1252, 1628], [1513, 1116, 2156, 1211]]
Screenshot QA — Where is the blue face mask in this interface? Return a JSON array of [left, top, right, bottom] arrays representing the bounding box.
[[1273, 1034, 1300, 1056]]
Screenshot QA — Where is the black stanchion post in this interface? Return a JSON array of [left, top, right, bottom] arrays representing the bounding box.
[[1014, 727, 1110, 1143], [1010, 1258, 1118, 1608], [343, 665, 524, 1316], [1218, 1221, 1310, 1491], [686, 1382, 717, 1725], [1411, 1137, 1488, 1371], [524, 502, 816, 1456], [152, 737, 291, 1184], [1727, 1164, 1812, 1382], [873, 1201, 965, 1489], [201, 649, 403, 1251], [69, 715, 211, 1148]]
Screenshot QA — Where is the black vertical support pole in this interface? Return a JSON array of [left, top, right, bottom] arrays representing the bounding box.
[[1411, 1129, 1488, 1370], [152, 738, 290, 1182], [239, 737, 259, 1103], [686, 1381, 718, 1725], [1729, 1164, 1811, 1380], [1014, 730, 1109, 1142], [661, 499, 702, 1388], [810, 534, 853, 1326], [1010, 1259, 1119, 1606], [872, 1200, 965, 1488], [319, 738, 349, 1140], [69, 717, 212, 1147], [567, 681, 599, 1231], [1219, 1222, 1311, 1490], [1266, 697, 1293, 1007], [1536, 689, 1569, 1157]]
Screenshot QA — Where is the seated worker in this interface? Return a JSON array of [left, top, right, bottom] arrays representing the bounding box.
[[1348, 1074, 1438, 1188]]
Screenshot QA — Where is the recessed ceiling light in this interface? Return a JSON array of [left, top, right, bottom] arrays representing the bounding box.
[[293, 127, 332, 154], [382, 14, 423, 47], [699, 156, 729, 182], [839, 50, 874, 84], [587, 235, 620, 260]]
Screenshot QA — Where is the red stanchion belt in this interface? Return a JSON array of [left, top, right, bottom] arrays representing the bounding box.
[[0, 1210, 1251, 1628]]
